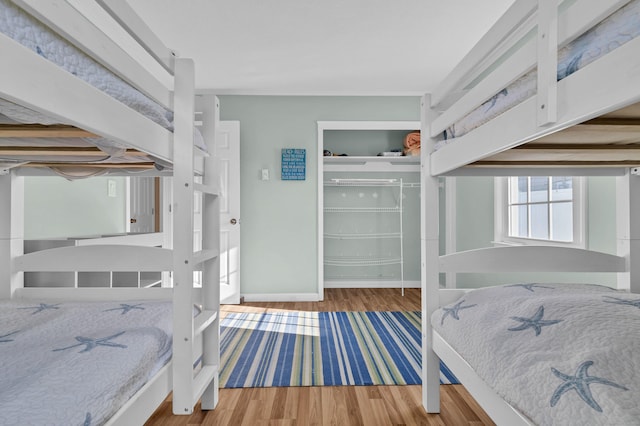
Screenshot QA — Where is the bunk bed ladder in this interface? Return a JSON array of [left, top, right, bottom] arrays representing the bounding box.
[[171, 59, 220, 414]]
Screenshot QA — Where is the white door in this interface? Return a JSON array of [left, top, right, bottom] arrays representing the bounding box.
[[128, 176, 155, 233], [218, 121, 241, 304]]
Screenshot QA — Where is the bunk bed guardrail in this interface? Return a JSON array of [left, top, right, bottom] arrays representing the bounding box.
[[428, 0, 640, 175]]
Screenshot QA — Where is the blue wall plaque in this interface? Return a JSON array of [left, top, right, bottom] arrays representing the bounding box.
[[281, 148, 306, 180]]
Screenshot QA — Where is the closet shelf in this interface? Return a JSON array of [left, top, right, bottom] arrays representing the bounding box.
[[324, 232, 401, 240], [324, 156, 419, 165], [324, 178, 401, 187], [323, 156, 420, 172], [324, 256, 402, 266], [324, 206, 401, 213]]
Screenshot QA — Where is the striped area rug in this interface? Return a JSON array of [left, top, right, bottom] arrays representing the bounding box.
[[220, 311, 458, 388]]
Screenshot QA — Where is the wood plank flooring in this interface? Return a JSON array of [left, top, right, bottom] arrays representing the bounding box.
[[145, 288, 494, 426]]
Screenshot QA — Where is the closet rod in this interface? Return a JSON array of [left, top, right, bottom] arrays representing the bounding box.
[[330, 178, 397, 183]]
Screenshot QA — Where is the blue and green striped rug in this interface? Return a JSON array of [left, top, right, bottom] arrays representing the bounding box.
[[220, 311, 458, 388]]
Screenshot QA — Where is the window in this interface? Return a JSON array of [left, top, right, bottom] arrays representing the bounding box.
[[495, 176, 585, 247]]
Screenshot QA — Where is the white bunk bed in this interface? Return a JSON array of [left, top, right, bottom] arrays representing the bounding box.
[[0, 1, 220, 424], [421, 0, 640, 425]]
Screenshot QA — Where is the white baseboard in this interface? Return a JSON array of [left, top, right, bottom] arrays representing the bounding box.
[[241, 283, 420, 302], [241, 292, 322, 303], [324, 280, 421, 289]]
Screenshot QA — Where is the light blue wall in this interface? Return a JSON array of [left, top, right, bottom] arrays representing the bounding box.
[[24, 176, 127, 239], [453, 176, 618, 288], [219, 96, 421, 296]]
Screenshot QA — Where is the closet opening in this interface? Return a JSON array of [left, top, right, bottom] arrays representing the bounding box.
[[317, 121, 421, 299]]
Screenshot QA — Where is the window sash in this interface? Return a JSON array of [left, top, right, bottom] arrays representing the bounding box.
[[496, 176, 585, 248]]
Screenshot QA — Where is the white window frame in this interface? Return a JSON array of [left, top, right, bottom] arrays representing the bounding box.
[[494, 176, 587, 248]]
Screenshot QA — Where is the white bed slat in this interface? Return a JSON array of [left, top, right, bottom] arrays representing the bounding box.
[[194, 182, 220, 196], [431, 35, 640, 175], [192, 249, 220, 267], [431, 0, 632, 137], [432, 0, 632, 109], [430, 36, 536, 137], [13, 287, 174, 301], [13, 245, 173, 272], [105, 362, 173, 426], [432, 331, 534, 426], [12, 0, 172, 109], [431, 0, 537, 109], [442, 167, 627, 177], [439, 246, 625, 273], [192, 365, 218, 408], [0, 34, 173, 163], [75, 232, 164, 247], [96, 0, 175, 75], [559, 0, 632, 47], [194, 309, 218, 336]]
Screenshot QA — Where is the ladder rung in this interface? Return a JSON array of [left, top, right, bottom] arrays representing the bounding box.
[[192, 364, 218, 406], [194, 182, 219, 196], [193, 249, 219, 265], [195, 145, 211, 157], [194, 309, 218, 336]]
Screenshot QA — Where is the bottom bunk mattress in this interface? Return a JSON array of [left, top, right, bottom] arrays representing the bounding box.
[[0, 299, 173, 425], [432, 283, 640, 426]]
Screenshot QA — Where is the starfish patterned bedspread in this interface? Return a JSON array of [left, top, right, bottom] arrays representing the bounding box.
[[0, 299, 173, 426], [432, 283, 640, 426]]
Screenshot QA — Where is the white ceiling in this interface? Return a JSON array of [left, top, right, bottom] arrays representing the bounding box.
[[129, 0, 515, 95]]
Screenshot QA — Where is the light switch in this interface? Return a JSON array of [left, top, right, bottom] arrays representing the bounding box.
[[261, 168, 270, 181], [107, 179, 117, 197]]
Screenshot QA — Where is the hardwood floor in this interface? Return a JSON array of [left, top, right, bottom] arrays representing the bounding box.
[[145, 288, 494, 426]]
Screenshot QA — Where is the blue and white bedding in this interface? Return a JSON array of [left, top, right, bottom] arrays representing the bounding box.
[[432, 283, 640, 425], [0, 0, 172, 129], [0, 299, 173, 426], [0, 0, 207, 158], [440, 0, 640, 145]]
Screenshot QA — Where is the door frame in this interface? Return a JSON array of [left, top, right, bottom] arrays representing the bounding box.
[[218, 120, 241, 304]]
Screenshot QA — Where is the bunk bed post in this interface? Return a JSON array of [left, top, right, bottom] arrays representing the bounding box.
[[171, 56, 198, 414], [197, 94, 221, 410], [616, 169, 640, 293], [421, 94, 441, 412], [0, 172, 24, 299]]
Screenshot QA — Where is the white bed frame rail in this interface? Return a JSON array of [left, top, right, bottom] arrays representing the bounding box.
[[429, 0, 640, 175], [439, 245, 626, 273], [0, 1, 221, 421]]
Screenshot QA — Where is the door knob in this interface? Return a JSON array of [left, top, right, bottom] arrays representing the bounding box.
[[130, 218, 137, 223], [230, 218, 237, 225]]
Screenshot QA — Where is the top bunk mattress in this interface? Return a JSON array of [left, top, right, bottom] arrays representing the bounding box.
[[0, 0, 173, 129], [439, 0, 640, 147], [0, 0, 208, 168]]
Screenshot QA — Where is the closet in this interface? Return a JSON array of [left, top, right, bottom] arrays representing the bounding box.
[[317, 121, 420, 295]]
